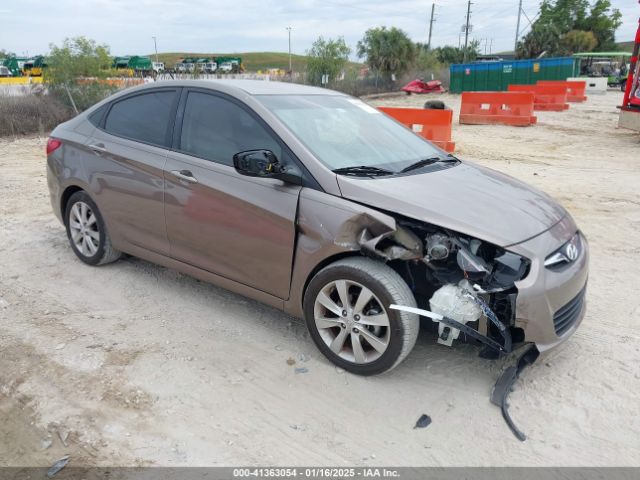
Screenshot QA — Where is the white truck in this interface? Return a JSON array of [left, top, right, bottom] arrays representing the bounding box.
[[219, 62, 234, 73]]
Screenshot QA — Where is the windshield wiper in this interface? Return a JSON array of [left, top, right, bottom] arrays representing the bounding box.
[[400, 155, 459, 173], [399, 157, 442, 173], [332, 165, 395, 177]]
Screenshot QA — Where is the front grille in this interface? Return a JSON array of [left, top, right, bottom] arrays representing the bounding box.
[[553, 286, 587, 336]]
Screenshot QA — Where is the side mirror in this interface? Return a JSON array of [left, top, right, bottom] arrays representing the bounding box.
[[233, 149, 301, 185]]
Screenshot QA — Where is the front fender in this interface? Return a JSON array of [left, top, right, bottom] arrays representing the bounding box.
[[283, 188, 400, 318]]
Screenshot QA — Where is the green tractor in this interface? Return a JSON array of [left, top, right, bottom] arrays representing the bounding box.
[[22, 55, 47, 76], [2, 55, 29, 76]]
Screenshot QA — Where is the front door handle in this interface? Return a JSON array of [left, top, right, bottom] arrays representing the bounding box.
[[170, 169, 198, 184], [88, 143, 107, 154]]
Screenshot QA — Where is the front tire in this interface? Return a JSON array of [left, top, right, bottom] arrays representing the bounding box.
[[64, 191, 121, 266], [303, 257, 419, 375]]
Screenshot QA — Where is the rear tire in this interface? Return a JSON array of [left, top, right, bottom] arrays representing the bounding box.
[[64, 191, 121, 266], [303, 257, 419, 375]]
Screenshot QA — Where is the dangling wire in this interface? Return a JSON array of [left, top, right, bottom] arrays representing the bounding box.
[[463, 291, 512, 353]]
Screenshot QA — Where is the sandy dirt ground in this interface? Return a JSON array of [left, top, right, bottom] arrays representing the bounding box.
[[0, 91, 639, 467]]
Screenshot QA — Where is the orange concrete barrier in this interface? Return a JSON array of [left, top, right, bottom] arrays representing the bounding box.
[[378, 107, 455, 152], [508, 84, 570, 111], [459, 92, 537, 126], [76, 77, 145, 87], [537, 80, 587, 102]]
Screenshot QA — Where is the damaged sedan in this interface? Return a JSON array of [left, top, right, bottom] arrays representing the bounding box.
[[46, 80, 589, 376]]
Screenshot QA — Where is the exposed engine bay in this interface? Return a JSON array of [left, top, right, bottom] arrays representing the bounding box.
[[356, 216, 530, 355], [352, 214, 538, 441], [301, 197, 545, 441]]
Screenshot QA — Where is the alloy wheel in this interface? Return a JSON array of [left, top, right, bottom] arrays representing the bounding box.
[[313, 279, 391, 364], [68, 201, 100, 257]]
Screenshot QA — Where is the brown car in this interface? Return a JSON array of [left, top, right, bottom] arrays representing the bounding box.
[[46, 80, 588, 375]]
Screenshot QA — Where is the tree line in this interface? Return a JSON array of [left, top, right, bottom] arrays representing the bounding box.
[[516, 0, 621, 58], [4, 0, 623, 99], [307, 0, 623, 87], [307, 28, 482, 88]]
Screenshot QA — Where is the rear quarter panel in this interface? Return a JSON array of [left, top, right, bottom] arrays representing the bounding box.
[[47, 119, 96, 223]]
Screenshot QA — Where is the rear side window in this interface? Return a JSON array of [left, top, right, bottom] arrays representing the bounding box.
[[104, 91, 177, 146], [179, 91, 281, 166], [88, 104, 108, 127]]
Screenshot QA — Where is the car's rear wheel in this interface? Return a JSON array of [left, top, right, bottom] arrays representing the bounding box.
[[64, 191, 121, 266], [303, 257, 419, 375]]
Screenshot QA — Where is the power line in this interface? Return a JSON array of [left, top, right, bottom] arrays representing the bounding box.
[[517, 9, 537, 36], [481, 37, 495, 55]]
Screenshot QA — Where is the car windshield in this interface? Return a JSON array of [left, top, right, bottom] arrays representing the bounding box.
[[256, 95, 445, 173]]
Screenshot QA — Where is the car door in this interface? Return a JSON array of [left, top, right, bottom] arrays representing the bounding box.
[[164, 89, 301, 299], [87, 88, 180, 256]]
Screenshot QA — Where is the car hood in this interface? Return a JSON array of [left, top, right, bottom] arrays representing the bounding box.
[[336, 161, 568, 247]]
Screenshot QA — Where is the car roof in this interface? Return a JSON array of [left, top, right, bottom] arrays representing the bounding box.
[[143, 79, 345, 96]]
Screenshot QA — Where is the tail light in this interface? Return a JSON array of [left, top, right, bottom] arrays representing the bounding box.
[[46, 138, 62, 155]]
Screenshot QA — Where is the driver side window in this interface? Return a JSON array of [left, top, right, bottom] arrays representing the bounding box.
[[179, 91, 281, 166]]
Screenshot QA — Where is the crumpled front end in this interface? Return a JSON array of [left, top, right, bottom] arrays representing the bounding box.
[[287, 188, 588, 357]]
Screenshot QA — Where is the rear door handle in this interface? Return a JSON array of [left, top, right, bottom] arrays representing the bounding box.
[[89, 143, 107, 154], [170, 169, 198, 184]]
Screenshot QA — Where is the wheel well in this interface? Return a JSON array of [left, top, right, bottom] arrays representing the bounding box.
[[301, 251, 363, 304], [60, 186, 83, 218], [300, 253, 425, 310]]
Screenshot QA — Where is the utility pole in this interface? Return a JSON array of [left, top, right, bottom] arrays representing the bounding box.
[[427, 3, 435, 50], [514, 0, 523, 53], [463, 1, 471, 50], [286, 27, 292, 74], [463, 0, 472, 62], [152, 36, 158, 63]]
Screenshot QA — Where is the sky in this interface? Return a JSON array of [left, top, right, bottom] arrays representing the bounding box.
[[1, 0, 638, 58]]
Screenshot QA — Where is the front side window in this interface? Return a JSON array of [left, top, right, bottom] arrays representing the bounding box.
[[256, 95, 445, 173], [179, 91, 281, 166], [104, 90, 177, 146]]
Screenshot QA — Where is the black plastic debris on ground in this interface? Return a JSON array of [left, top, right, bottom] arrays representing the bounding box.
[[47, 455, 70, 478], [491, 345, 540, 441], [414, 414, 432, 429]]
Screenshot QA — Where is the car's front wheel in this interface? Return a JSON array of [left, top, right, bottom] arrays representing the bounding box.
[[304, 257, 419, 375], [64, 191, 121, 266]]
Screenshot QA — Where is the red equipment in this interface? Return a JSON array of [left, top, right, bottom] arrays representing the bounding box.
[[619, 6, 640, 131], [401, 79, 445, 94]]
